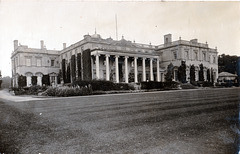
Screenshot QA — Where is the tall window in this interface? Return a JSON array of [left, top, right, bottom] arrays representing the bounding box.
[[194, 52, 198, 60], [173, 51, 177, 60], [26, 58, 31, 66], [203, 53, 206, 61], [185, 51, 189, 60], [51, 60, 54, 66], [16, 57, 18, 66], [37, 59, 42, 67]]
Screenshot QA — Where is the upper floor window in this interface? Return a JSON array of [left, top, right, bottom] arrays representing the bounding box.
[[194, 51, 198, 60], [16, 57, 18, 66], [185, 51, 189, 60], [51, 60, 54, 66], [37, 59, 42, 67], [26, 58, 31, 66], [213, 56, 216, 64], [173, 51, 177, 60], [203, 52, 206, 61]]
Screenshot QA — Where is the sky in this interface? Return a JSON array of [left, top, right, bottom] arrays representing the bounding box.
[[0, 0, 239, 77]]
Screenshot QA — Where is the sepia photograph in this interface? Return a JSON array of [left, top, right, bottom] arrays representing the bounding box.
[[0, 0, 240, 153]]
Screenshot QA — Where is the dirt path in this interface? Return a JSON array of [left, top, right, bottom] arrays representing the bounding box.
[[0, 89, 45, 102]]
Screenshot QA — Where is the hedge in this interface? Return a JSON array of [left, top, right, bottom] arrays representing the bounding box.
[[141, 81, 179, 90], [72, 80, 134, 91], [42, 86, 92, 97]]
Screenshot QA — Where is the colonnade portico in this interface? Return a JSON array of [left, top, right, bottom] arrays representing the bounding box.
[[91, 50, 160, 83]]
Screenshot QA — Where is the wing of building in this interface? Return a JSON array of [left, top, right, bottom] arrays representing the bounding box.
[[11, 33, 218, 87]]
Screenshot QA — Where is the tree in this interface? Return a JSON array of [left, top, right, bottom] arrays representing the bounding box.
[[199, 64, 204, 81], [1, 76, 11, 88], [190, 65, 195, 83], [165, 63, 174, 82], [177, 61, 186, 83], [218, 54, 238, 74]]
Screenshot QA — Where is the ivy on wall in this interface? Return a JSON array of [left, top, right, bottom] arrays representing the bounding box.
[[31, 76, 37, 85], [66, 63, 71, 83], [177, 61, 186, 83], [62, 59, 66, 83], [207, 69, 210, 82], [165, 63, 174, 82], [57, 69, 62, 84], [77, 53, 82, 80], [18, 75, 27, 88], [71, 55, 76, 82], [82, 49, 92, 81], [199, 64, 204, 82], [42, 74, 50, 86], [190, 65, 196, 82]]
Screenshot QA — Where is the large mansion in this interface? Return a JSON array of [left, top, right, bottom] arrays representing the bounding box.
[[11, 33, 218, 87]]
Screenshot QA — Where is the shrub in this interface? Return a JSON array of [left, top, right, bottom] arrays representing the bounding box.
[[180, 83, 197, 89], [163, 81, 180, 89], [191, 81, 213, 87], [72, 80, 134, 91], [141, 81, 179, 90], [141, 81, 164, 89], [18, 75, 27, 88], [11, 85, 48, 95], [42, 86, 92, 97], [202, 81, 213, 87]]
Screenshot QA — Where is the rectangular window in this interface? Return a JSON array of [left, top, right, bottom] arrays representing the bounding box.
[[26, 58, 31, 66], [185, 51, 188, 60], [37, 59, 42, 67], [195, 52, 198, 60], [16, 57, 18, 66], [51, 60, 54, 66], [203, 53, 206, 61], [173, 52, 177, 59], [213, 57, 216, 63]]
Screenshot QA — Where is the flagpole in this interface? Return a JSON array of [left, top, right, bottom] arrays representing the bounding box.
[[115, 14, 118, 41]]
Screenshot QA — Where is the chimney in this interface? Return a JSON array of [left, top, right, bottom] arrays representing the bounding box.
[[40, 40, 44, 49], [164, 34, 172, 44], [14, 40, 18, 50], [63, 43, 66, 49]]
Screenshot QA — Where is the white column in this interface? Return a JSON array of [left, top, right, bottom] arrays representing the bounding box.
[[134, 57, 138, 83], [27, 76, 31, 87], [115, 55, 119, 83], [142, 57, 146, 82], [125, 56, 129, 83], [96, 54, 100, 79], [37, 76, 42, 86], [55, 76, 57, 85], [105, 54, 110, 81], [150, 58, 154, 81], [157, 58, 160, 82]]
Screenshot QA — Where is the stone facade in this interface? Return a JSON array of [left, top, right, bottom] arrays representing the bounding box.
[[156, 34, 218, 82], [60, 33, 160, 84], [11, 33, 218, 87], [11, 40, 60, 87]]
